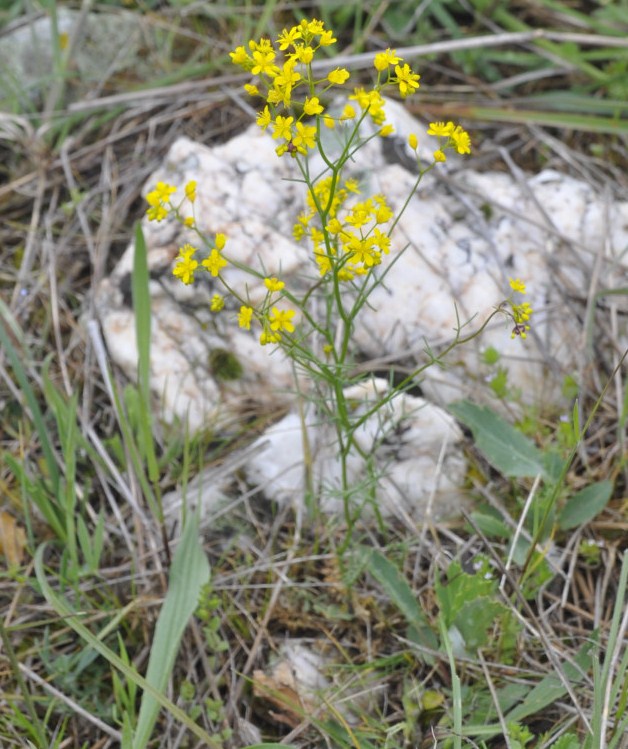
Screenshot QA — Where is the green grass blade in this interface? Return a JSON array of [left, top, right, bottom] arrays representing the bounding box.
[[463, 105, 628, 135], [132, 222, 159, 485], [133, 513, 211, 749], [0, 312, 60, 495], [505, 640, 593, 724], [34, 541, 217, 747]]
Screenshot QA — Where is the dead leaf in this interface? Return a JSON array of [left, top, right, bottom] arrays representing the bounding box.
[[0, 511, 27, 567]]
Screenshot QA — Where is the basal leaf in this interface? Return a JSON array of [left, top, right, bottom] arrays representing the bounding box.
[[448, 400, 546, 478], [558, 479, 613, 530]]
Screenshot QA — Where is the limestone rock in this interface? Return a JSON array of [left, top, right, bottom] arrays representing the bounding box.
[[94, 97, 628, 523]]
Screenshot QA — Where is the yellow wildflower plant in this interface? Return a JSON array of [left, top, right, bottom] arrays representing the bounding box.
[[153, 15, 536, 554]]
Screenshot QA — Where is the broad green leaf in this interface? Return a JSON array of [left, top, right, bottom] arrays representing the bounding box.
[[558, 480, 613, 530], [359, 547, 438, 652], [455, 597, 508, 651], [448, 400, 546, 478], [134, 514, 211, 749], [435, 560, 496, 627]]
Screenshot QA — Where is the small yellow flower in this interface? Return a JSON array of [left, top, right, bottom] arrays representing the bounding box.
[[172, 244, 198, 285], [269, 307, 295, 333], [318, 29, 336, 46], [215, 233, 227, 251], [305, 18, 325, 35], [264, 277, 285, 292], [238, 306, 253, 330], [303, 96, 324, 116], [512, 301, 533, 323], [427, 121, 454, 137], [393, 63, 420, 97], [230, 46, 251, 67], [327, 68, 350, 85], [294, 44, 314, 64], [433, 149, 447, 162], [251, 48, 277, 77], [374, 48, 400, 72], [341, 104, 356, 120], [379, 124, 394, 137], [273, 115, 294, 141], [244, 83, 259, 96], [183, 216, 195, 228], [326, 218, 343, 235], [260, 330, 282, 346], [257, 105, 272, 130], [323, 114, 336, 129], [293, 121, 316, 152], [451, 125, 471, 155], [185, 180, 197, 203], [509, 278, 526, 294], [152, 181, 177, 202], [277, 26, 302, 50], [210, 294, 225, 312], [202, 249, 228, 277], [408, 133, 418, 150], [147, 204, 168, 222]]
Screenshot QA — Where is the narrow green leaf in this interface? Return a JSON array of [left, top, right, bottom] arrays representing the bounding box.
[[448, 400, 546, 478], [464, 105, 628, 135], [132, 222, 159, 484], [34, 543, 219, 748], [0, 314, 60, 494], [505, 641, 593, 724], [360, 547, 438, 651], [133, 514, 211, 749], [558, 480, 613, 530], [133, 222, 151, 408]]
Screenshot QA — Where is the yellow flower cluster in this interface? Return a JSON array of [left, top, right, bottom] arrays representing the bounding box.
[[172, 233, 228, 286], [238, 276, 295, 347], [145, 177, 295, 342], [293, 177, 393, 282], [146, 180, 197, 225], [427, 121, 472, 162], [156, 19, 478, 349], [229, 18, 424, 156], [508, 278, 533, 339]]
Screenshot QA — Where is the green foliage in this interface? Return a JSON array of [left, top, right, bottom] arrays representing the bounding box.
[[133, 514, 211, 749], [359, 546, 438, 653], [448, 400, 549, 478], [558, 480, 614, 530], [435, 557, 519, 655], [209, 347, 244, 381]]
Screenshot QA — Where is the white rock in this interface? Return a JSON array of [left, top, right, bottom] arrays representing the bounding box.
[[244, 378, 467, 523], [94, 96, 628, 523]]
